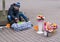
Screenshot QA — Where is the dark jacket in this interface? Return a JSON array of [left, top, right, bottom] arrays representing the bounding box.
[[8, 3, 19, 19]]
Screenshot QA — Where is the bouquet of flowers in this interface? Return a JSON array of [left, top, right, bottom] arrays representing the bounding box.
[[44, 22, 57, 32], [37, 15, 45, 21]]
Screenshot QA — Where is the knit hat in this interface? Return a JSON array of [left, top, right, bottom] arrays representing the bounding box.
[[15, 2, 20, 7]]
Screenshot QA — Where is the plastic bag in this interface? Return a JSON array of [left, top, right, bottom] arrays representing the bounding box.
[[11, 21, 32, 31]]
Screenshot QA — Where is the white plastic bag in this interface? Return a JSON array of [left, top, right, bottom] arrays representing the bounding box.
[[11, 21, 32, 31]]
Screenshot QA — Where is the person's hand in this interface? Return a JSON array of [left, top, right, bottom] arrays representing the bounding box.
[[15, 18, 18, 20], [15, 18, 19, 23]]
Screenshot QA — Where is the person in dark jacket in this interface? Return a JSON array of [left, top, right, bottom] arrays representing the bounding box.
[[7, 2, 28, 24]]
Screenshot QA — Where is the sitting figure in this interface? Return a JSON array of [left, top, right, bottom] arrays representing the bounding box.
[[7, 2, 28, 25]]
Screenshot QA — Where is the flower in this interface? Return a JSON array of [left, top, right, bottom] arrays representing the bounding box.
[[51, 23, 57, 29], [37, 15, 45, 21], [44, 22, 57, 32]]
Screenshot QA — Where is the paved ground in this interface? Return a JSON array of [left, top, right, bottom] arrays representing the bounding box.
[[0, 0, 60, 42], [0, 28, 59, 42]]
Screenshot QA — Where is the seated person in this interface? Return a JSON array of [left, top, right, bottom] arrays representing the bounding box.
[[7, 2, 28, 24]]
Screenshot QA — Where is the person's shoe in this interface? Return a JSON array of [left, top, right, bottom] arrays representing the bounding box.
[[26, 18, 29, 22]]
